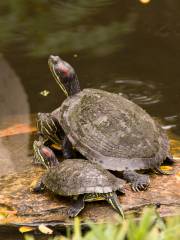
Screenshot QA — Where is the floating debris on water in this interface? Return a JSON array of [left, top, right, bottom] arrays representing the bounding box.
[[40, 90, 50, 97], [73, 53, 78, 58]]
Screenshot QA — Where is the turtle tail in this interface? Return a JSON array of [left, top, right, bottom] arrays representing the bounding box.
[[105, 192, 124, 218]]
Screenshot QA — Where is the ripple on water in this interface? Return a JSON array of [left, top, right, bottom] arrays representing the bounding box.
[[100, 79, 162, 106], [56, 0, 113, 11], [163, 115, 179, 131]]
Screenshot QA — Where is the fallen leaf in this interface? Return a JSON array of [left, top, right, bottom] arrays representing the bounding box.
[[0, 124, 36, 138], [0, 210, 17, 215], [160, 166, 173, 171], [19, 226, 35, 233], [0, 208, 17, 219], [38, 224, 53, 234]]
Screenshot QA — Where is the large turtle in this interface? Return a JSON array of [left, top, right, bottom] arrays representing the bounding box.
[[35, 55, 173, 192], [33, 140, 125, 217]]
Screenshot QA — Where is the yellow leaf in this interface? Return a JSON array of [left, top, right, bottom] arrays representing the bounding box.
[[160, 166, 173, 171], [19, 226, 35, 233], [0, 208, 17, 219], [38, 224, 53, 234]]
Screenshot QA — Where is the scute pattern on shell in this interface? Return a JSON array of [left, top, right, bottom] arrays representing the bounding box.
[[43, 159, 124, 196], [54, 89, 170, 171]]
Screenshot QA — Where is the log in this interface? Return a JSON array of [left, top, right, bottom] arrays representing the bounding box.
[[0, 138, 180, 230]]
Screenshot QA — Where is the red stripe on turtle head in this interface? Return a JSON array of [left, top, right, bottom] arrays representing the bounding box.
[[57, 62, 70, 77], [41, 146, 54, 158]]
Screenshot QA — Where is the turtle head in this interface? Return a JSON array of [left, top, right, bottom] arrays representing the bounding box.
[[33, 140, 59, 169], [48, 55, 81, 96]]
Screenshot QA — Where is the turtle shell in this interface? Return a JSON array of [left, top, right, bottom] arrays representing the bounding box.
[[54, 89, 170, 171], [43, 159, 124, 196]]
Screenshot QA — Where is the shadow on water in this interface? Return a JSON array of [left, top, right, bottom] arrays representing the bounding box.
[[0, 0, 180, 238]]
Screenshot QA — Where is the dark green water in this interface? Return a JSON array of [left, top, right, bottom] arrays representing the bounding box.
[[0, 0, 180, 239]]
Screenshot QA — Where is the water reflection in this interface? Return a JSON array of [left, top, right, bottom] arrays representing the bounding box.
[[0, 0, 136, 56], [0, 55, 32, 176]]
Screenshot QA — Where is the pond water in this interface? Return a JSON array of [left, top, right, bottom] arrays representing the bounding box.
[[0, 0, 180, 238]]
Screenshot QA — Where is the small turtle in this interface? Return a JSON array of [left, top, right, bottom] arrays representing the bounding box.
[[33, 140, 125, 218], [34, 55, 174, 192]]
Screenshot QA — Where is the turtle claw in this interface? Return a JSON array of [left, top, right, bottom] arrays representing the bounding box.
[[136, 187, 140, 192], [68, 206, 82, 218], [140, 183, 148, 190], [132, 186, 136, 192], [131, 176, 150, 192], [132, 184, 140, 192], [123, 171, 150, 192], [68, 195, 85, 218]]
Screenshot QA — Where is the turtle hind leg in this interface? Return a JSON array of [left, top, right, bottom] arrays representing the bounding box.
[[68, 195, 85, 217], [164, 156, 175, 164], [105, 192, 124, 218], [123, 170, 150, 192]]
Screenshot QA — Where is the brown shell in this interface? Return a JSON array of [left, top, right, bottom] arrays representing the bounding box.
[[43, 159, 124, 196], [53, 89, 170, 171]]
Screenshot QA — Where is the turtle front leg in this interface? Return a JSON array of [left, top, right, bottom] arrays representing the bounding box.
[[105, 192, 124, 218], [31, 177, 45, 193], [63, 136, 74, 159], [68, 195, 85, 217], [122, 170, 150, 192]]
